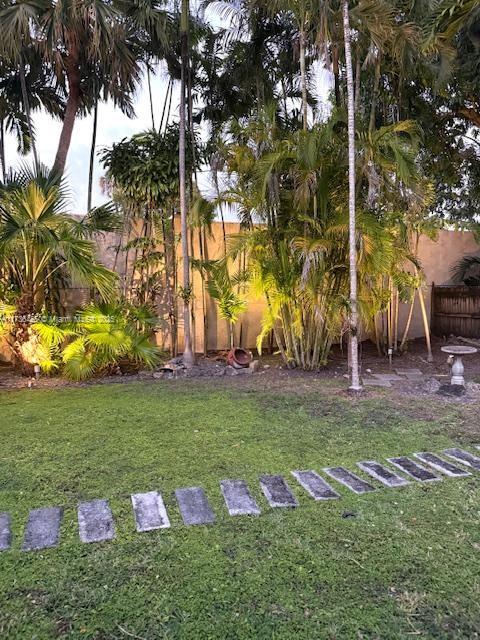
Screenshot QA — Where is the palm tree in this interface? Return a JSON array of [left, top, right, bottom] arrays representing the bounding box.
[[222, 110, 398, 370], [341, 0, 362, 391], [43, 0, 141, 176], [0, 10, 49, 171], [0, 47, 65, 177], [203, 258, 247, 350], [0, 164, 116, 371], [0, 0, 169, 176], [265, 0, 316, 130], [179, 0, 194, 367], [453, 254, 480, 285]]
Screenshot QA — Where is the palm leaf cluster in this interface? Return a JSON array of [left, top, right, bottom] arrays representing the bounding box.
[[0, 165, 124, 371], [29, 302, 161, 379], [0, 165, 117, 308]]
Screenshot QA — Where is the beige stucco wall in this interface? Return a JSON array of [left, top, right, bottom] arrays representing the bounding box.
[[186, 226, 480, 348], [97, 224, 479, 351], [96, 219, 267, 352], [180, 221, 266, 352], [1, 225, 477, 363], [398, 230, 480, 339]]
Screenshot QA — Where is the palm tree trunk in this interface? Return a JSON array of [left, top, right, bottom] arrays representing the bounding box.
[[147, 67, 155, 129], [213, 170, 227, 254], [374, 312, 382, 356], [299, 25, 308, 131], [164, 79, 174, 133], [11, 289, 36, 376], [354, 52, 361, 113], [53, 48, 81, 176], [342, 0, 362, 392], [0, 119, 6, 182], [159, 78, 172, 134], [87, 101, 98, 211], [332, 45, 341, 108], [417, 278, 433, 362], [411, 233, 432, 361], [179, 0, 194, 367], [19, 57, 39, 170], [393, 287, 399, 352], [399, 291, 415, 351], [368, 56, 381, 133], [198, 227, 208, 356]]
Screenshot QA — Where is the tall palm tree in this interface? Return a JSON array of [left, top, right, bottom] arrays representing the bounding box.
[[179, 0, 194, 367], [342, 0, 362, 391], [43, 0, 141, 176]]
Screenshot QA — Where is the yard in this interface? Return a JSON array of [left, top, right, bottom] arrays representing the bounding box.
[[1, 375, 480, 639]]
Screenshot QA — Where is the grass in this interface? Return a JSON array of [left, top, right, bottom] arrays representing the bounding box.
[[0, 378, 480, 639]]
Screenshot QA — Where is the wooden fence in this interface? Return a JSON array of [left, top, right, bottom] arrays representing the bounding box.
[[431, 284, 480, 338]]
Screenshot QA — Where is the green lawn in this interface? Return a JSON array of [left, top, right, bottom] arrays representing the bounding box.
[[1, 379, 480, 639]]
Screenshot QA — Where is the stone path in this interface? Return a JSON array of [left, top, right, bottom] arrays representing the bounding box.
[[357, 461, 409, 488], [260, 475, 298, 508], [387, 457, 440, 482], [131, 491, 170, 532], [78, 499, 115, 544], [291, 470, 339, 500], [364, 368, 425, 388], [1, 446, 479, 552], [443, 448, 480, 470], [22, 507, 63, 551], [323, 467, 376, 494], [221, 479, 261, 516], [413, 452, 470, 477], [0, 512, 12, 551], [175, 487, 216, 525]]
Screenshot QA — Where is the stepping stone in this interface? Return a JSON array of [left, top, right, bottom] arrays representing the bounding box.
[[291, 470, 340, 500], [413, 452, 471, 477], [404, 373, 425, 381], [0, 513, 11, 551], [323, 467, 376, 494], [175, 487, 216, 525], [387, 457, 440, 482], [259, 475, 298, 508], [131, 491, 170, 532], [364, 379, 391, 388], [78, 499, 115, 544], [22, 507, 63, 551], [395, 368, 422, 376], [220, 479, 261, 516], [372, 373, 403, 381], [357, 461, 409, 488], [443, 448, 480, 470]]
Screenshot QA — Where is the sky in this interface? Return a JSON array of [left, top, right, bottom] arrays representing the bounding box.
[[4, 64, 174, 215], [4, 58, 333, 219]]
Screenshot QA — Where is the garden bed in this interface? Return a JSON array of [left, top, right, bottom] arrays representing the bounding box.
[[1, 336, 480, 403]]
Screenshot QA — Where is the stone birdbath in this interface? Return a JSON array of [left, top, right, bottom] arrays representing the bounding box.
[[441, 345, 478, 387]]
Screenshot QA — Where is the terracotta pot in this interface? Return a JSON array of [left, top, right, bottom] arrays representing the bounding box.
[[226, 348, 252, 369]]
